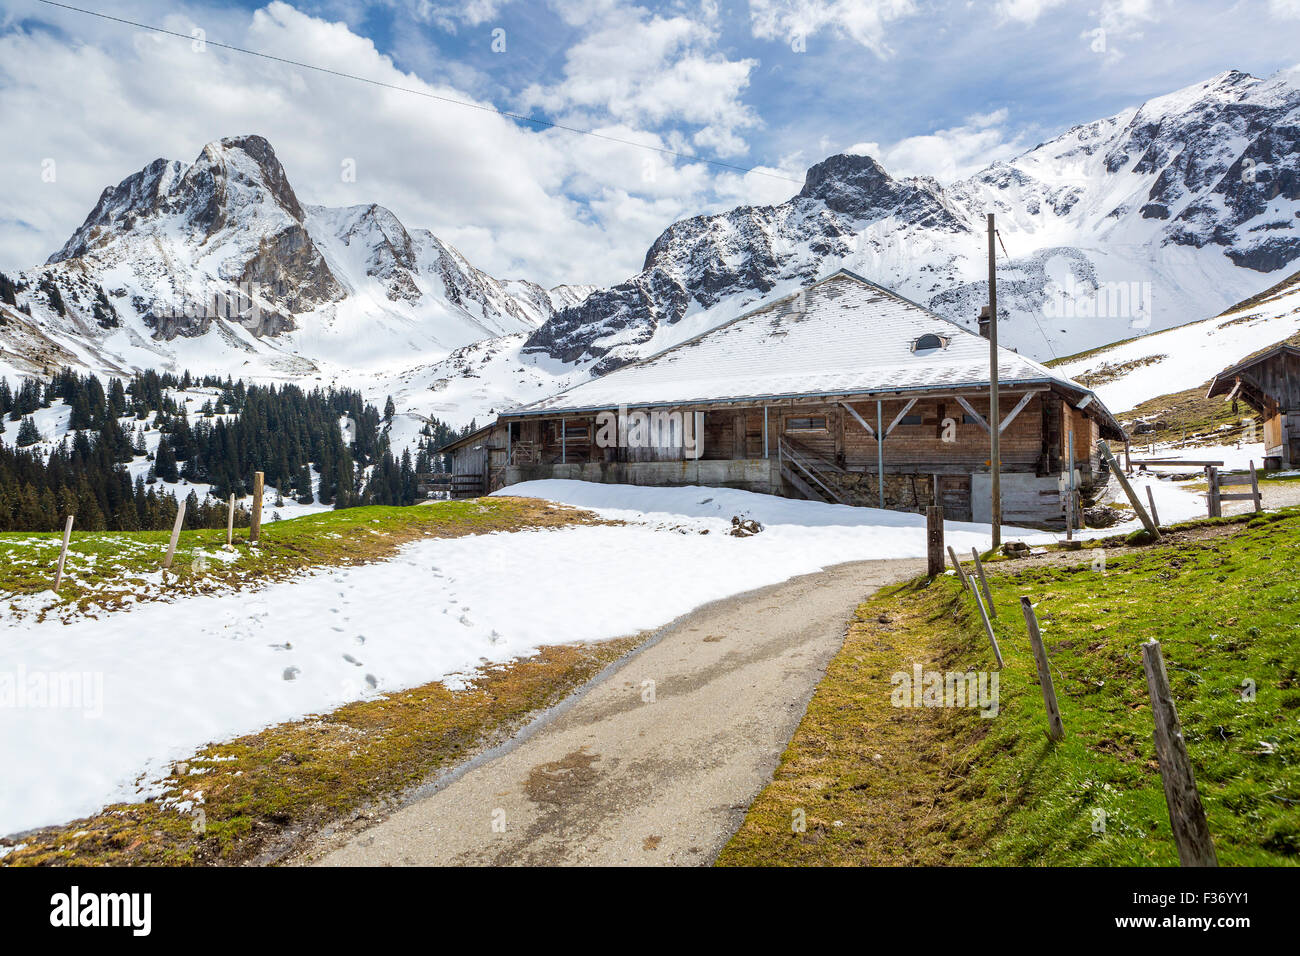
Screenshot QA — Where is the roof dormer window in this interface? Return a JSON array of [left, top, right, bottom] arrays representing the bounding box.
[[911, 333, 949, 353]]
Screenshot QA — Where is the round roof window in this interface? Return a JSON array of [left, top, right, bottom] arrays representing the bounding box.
[[912, 333, 947, 353]]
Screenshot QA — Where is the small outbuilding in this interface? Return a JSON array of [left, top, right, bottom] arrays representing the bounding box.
[[1206, 343, 1300, 469]]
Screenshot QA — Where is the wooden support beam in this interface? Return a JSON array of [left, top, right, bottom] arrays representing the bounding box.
[[1146, 486, 1161, 527], [998, 390, 1041, 434], [1098, 441, 1160, 539], [971, 584, 1004, 668], [840, 401, 874, 437], [53, 515, 74, 593], [884, 397, 919, 438], [953, 395, 989, 434], [1021, 598, 1065, 742], [947, 546, 970, 591], [1141, 640, 1218, 867], [970, 547, 996, 618], [926, 505, 944, 577], [250, 471, 264, 545], [164, 498, 186, 570]]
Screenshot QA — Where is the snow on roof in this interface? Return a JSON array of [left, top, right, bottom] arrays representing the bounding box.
[[509, 270, 1113, 423]]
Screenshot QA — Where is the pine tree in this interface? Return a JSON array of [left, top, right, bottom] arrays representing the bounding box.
[[16, 415, 41, 447], [155, 436, 179, 482]]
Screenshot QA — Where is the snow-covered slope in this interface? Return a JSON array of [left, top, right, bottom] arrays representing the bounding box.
[[1051, 268, 1300, 412], [529, 67, 1300, 374], [0, 135, 593, 388]]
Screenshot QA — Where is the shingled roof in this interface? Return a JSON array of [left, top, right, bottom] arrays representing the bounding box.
[[507, 270, 1123, 437]]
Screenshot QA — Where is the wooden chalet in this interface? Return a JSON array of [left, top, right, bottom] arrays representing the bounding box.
[[1207, 343, 1300, 469], [442, 270, 1124, 527]]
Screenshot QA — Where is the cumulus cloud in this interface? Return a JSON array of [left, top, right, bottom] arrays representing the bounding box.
[[994, 0, 1068, 23], [519, 5, 759, 159], [748, 0, 917, 57], [846, 110, 1022, 183]]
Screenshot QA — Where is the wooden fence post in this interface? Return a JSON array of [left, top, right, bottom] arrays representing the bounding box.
[[1206, 466, 1221, 518], [250, 471, 264, 545], [1145, 485, 1161, 527], [226, 493, 235, 549], [970, 547, 996, 618], [52, 515, 75, 592], [163, 498, 186, 570], [1099, 441, 1160, 539], [1020, 598, 1064, 741], [926, 505, 945, 577], [971, 586, 1004, 668], [1249, 461, 1262, 513], [947, 545, 970, 590], [1141, 639, 1218, 867]]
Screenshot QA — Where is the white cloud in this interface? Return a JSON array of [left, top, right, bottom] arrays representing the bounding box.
[[748, 0, 918, 57], [519, 5, 759, 159], [1269, 0, 1300, 15], [846, 110, 1022, 183], [0, 0, 777, 288], [994, 0, 1068, 23]]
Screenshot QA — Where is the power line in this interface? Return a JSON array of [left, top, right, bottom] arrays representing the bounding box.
[[34, 0, 804, 186], [995, 228, 1058, 360]]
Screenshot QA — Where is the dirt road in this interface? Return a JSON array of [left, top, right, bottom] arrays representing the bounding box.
[[298, 557, 923, 867]]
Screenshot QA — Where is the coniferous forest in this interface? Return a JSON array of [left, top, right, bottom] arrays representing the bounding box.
[[0, 368, 467, 532]]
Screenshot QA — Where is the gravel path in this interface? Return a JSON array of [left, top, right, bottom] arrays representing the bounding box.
[[296, 558, 923, 867]]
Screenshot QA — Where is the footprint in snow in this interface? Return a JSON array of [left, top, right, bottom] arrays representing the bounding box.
[[459, 614, 473, 627], [365, 674, 377, 689], [331, 625, 345, 633], [342, 654, 362, 666], [282, 666, 300, 681], [354, 634, 366, 645], [270, 642, 292, 651], [489, 630, 504, 645]]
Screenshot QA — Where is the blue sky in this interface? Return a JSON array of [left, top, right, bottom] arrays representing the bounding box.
[[2, 0, 1299, 285]]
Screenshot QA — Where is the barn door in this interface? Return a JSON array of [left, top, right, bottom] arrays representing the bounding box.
[[935, 475, 972, 522]]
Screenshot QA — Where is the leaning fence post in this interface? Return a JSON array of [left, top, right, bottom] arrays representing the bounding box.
[[52, 515, 75, 592], [1140, 639, 1218, 867], [1248, 461, 1262, 513], [250, 471, 264, 545], [971, 585, 1004, 668], [163, 498, 187, 570], [1020, 598, 1064, 741], [1145, 485, 1161, 527], [970, 547, 996, 618], [926, 505, 945, 577], [1099, 440, 1160, 539], [947, 545, 970, 590]]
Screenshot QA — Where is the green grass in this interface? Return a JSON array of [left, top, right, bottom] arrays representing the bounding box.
[[720, 510, 1300, 866], [0, 497, 606, 619]]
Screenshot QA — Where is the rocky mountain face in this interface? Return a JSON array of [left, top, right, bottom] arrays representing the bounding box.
[[528, 67, 1300, 373], [1, 135, 592, 381]]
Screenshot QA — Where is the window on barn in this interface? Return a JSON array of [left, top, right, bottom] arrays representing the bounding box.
[[961, 413, 981, 425], [911, 333, 949, 353], [898, 414, 923, 426], [564, 423, 590, 440], [787, 416, 828, 431]]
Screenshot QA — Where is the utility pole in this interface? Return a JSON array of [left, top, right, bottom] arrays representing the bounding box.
[[987, 213, 1001, 548]]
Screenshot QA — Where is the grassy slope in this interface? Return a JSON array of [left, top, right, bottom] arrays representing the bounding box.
[[720, 512, 1300, 866], [0, 497, 604, 619]]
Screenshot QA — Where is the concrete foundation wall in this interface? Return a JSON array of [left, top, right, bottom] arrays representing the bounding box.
[[972, 472, 1067, 527], [505, 458, 780, 493]]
